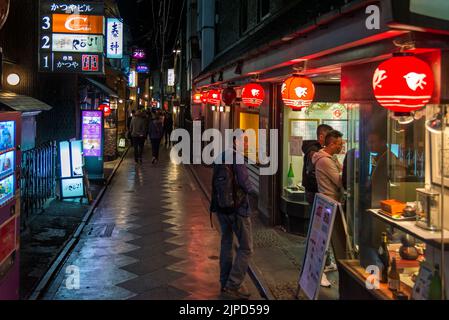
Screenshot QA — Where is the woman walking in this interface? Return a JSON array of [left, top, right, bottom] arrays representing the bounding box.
[[149, 112, 164, 164]]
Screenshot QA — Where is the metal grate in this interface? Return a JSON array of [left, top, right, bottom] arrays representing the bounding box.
[[86, 223, 116, 238]]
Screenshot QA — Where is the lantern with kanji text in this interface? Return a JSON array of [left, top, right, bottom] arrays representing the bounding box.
[[281, 76, 315, 111], [372, 54, 434, 113], [242, 83, 264, 107]]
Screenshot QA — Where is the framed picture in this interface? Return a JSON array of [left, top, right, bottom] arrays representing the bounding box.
[[430, 130, 449, 187]]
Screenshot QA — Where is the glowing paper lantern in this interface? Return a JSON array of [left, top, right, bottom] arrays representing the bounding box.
[[193, 92, 203, 104], [281, 76, 315, 111], [207, 89, 221, 105], [201, 91, 208, 103], [241, 83, 264, 107], [373, 54, 434, 113], [222, 87, 237, 105], [99, 104, 111, 117]]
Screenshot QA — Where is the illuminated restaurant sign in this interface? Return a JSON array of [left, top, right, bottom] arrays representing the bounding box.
[[52, 34, 103, 52], [82, 110, 103, 157], [39, 0, 104, 74], [132, 48, 146, 60], [106, 18, 123, 59]]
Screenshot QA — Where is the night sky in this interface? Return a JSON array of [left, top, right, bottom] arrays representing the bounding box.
[[117, 0, 184, 69]]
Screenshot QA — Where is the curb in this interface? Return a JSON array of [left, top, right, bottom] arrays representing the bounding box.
[[28, 147, 130, 300], [187, 165, 276, 301]]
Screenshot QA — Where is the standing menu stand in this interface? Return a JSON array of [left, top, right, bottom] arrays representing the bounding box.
[[296, 194, 354, 300]]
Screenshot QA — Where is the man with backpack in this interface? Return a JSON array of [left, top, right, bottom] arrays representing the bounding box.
[[302, 124, 333, 205], [210, 134, 255, 300]]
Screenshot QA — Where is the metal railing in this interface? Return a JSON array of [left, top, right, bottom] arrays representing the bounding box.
[[20, 141, 57, 229]]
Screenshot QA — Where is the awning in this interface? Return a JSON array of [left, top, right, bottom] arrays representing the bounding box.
[[85, 78, 118, 98], [0, 91, 53, 112]]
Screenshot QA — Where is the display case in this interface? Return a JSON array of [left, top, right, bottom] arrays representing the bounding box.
[[340, 103, 449, 300]]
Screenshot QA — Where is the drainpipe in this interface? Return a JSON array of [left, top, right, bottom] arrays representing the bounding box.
[[200, 0, 215, 70]]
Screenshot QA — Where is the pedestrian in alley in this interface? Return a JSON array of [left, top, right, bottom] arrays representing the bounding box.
[[210, 134, 256, 300], [311, 129, 344, 288], [163, 111, 174, 147], [148, 111, 164, 164], [301, 124, 333, 205], [129, 110, 148, 164]]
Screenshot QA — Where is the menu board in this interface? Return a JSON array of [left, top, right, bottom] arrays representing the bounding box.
[[0, 121, 14, 152], [291, 120, 318, 141], [82, 111, 102, 157], [298, 193, 339, 300]]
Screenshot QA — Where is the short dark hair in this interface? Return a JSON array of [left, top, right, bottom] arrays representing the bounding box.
[[325, 130, 343, 146], [317, 124, 333, 139]]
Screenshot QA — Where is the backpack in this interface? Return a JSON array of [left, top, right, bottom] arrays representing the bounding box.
[[211, 163, 236, 214], [302, 151, 318, 193]]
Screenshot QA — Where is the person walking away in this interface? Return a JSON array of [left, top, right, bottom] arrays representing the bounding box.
[[149, 113, 164, 164], [302, 124, 333, 205], [210, 135, 256, 300], [163, 111, 174, 147], [129, 110, 148, 163], [311, 130, 344, 287]]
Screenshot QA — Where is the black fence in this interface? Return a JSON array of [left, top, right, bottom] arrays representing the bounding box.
[[20, 141, 57, 229]]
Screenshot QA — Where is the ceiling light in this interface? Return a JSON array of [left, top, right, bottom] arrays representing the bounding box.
[[7, 73, 20, 86]]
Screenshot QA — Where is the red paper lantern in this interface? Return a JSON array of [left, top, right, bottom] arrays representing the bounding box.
[[193, 92, 203, 104], [98, 104, 111, 117], [222, 87, 237, 105], [201, 91, 208, 103], [281, 76, 315, 111], [373, 54, 434, 113], [242, 83, 265, 107], [207, 89, 221, 105]]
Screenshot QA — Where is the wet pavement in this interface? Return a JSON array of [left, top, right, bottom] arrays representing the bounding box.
[[20, 156, 122, 299], [42, 145, 260, 300]]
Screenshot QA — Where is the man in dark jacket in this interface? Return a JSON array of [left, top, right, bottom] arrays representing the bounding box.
[[210, 135, 255, 300], [301, 124, 333, 205], [129, 110, 148, 163]]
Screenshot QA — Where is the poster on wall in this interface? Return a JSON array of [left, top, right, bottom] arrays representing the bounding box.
[[82, 111, 102, 157], [298, 193, 339, 300], [430, 130, 449, 187], [291, 120, 318, 141], [289, 136, 303, 156]]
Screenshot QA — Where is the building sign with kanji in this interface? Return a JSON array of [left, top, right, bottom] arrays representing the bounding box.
[[106, 18, 123, 59], [38, 0, 105, 74]]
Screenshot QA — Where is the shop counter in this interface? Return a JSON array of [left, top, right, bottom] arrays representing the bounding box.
[[338, 259, 415, 300]]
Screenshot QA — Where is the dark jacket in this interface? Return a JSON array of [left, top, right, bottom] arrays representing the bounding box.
[[149, 118, 164, 140], [211, 150, 254, 217], [129, 113, 148, 138], [301, 140, 322, 191]]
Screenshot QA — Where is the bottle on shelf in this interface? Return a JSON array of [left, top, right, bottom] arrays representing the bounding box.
[[388, 257, 400, 292], [428, 264, 443, 300], [287, 163, 295, 188], [378, 232, 390, 283]]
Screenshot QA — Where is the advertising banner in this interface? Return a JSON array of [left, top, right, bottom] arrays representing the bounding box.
[[52, 34, 103, 52], [52, 14, 104, 34]]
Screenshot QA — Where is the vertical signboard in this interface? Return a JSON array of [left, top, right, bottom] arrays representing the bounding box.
[[81, 110, 104, 180], [58, 140, 85, 198], [167, 68, 175, 86], [106, 18, 123, 59], [38, 0, 105, 74]]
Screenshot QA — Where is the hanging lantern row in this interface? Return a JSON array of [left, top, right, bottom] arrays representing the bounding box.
[[372, 53, 434, 113], [281, 75, 315, 111], [242, 83, 265, 108]]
